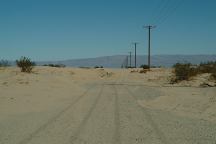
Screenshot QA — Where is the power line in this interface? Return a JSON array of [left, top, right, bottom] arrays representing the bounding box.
[[150, 0, 167, 23], [151, 0, 171, 24], [156, 0, 185, 25], [152, 0, 184, 25]]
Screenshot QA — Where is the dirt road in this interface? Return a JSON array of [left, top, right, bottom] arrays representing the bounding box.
[[1, 69, 216, 144]]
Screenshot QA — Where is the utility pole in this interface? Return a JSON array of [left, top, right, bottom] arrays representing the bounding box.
[[144, 25, 156, 69], [132, 42, 139, 68], [129, 51, 132, 68], [126, 56, 128, 68]]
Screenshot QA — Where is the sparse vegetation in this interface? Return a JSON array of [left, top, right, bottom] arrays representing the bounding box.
[[94, 65, 103, 69], [43, 64, 66, 68], [211, 70, 216, 80], [140, 64, 149, 69], [199, 62, 216, 81], [212, 74, 216, 80], [127, 66, 134, 68], [172, 61, 216, 83], [79, 67, 91, 69], [173, 63, 198, 81], [16, 56, 35, 73], [0, 60, 10, 67], [198, 61, 216, 73], [140, 64, 161, 69]]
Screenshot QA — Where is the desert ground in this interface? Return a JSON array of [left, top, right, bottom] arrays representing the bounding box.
[[0, 67, 216, 144]]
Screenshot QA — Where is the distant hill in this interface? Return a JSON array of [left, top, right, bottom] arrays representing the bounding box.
[[36, 55, 216, 68]]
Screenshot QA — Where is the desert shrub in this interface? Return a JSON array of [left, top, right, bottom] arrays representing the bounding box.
[[140, 64, 149, 69], [43, 64, 65, 68], [49, 64, 55, 67], [94, 65, 103, 69], [211, 68, 216, 80], [16, 56, 35, 73], [79, 67, 91, 69], [173, 63, 198, 81], [0, 60, 10, 67], [57, 64, 65, 68], [211, 73, 216, 80], [198, 61, 216, 81], [151, 66, 157, 68], [198, 61, 216, 73], [172, 61, 216, 83]]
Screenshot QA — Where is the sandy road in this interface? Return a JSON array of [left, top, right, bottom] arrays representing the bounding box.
[[1, 69, 216, 144], [14, 84, 120, 144]]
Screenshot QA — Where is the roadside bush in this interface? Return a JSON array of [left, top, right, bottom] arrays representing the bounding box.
[[43, 64, 65, 68], [16, 57, 35, 73], [198, 61, 216, 73], [173, 63, 198, 81], [212, 73, 216, 80], [198, 61, 216, 81], [172, 61, 216, 83], [140, 64, 149, 69], [55, 64, 65, 68], [94, 65, 103, 69], [48, 64, 55, 67], [0, 60, 10, 67], [211, 69, 216, 80]]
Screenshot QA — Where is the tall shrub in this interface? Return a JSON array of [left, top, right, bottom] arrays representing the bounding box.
[[16, 57, 35, 73]]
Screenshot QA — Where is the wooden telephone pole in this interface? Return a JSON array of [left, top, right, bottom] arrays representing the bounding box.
[[144, 25, 156, 69]]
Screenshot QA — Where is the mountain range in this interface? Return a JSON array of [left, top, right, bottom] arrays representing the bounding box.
[[36, 55, 216, 68]]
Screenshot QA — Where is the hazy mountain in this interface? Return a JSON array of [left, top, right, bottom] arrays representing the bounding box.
[[36, 55, 216, 68]]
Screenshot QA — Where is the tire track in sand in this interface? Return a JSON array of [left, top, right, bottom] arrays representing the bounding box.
[[124, 86, 170, 144], [18, 85, 95, 144], [112, 85, 121, 144], [70, 85, 104, 144]]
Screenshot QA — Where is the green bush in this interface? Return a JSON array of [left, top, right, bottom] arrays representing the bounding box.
[[212, 73, 216, 80], [211, 69, 216, 80], [172, 61, 216, 83], [94, 66, 103, 69], [198, 61, 216, 73], [43, 64, 65, 68], [140, 64, 149, 69], [16, 57, 35, 73], [0, 60, 10, 67], [173, 63, 198, 81], [48, 64, 55, 67], [199, 61, 216, 81]]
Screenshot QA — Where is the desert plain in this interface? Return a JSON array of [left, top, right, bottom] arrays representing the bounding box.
[[0, 67, 216, 144]]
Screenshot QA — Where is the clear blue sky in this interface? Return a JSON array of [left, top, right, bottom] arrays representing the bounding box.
[[0, 0, 215, 61]]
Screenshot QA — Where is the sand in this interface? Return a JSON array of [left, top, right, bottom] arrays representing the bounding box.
[[0, 67, 216, 144]]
